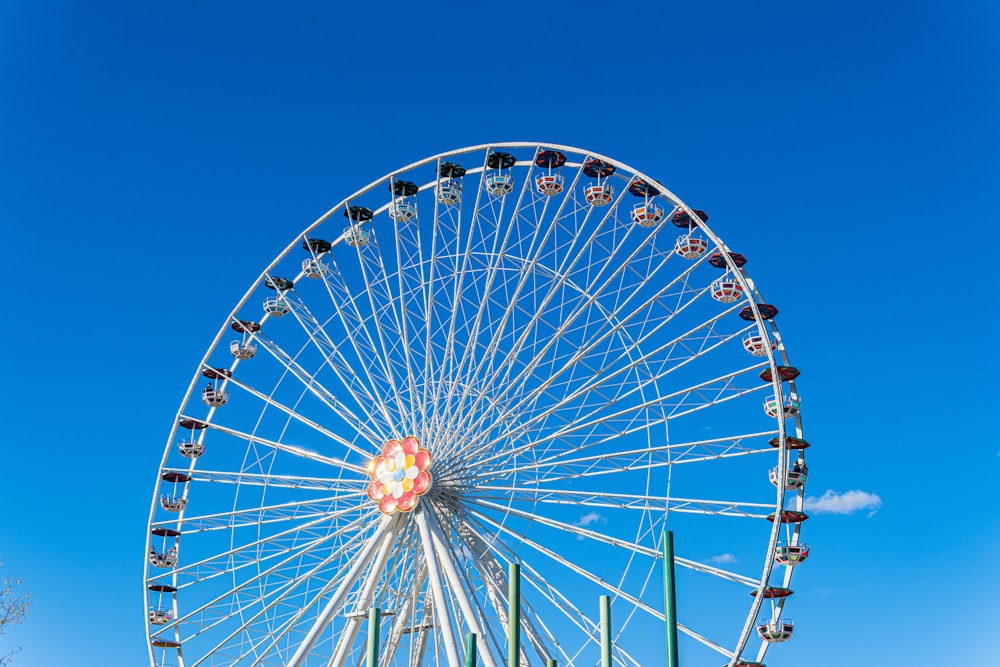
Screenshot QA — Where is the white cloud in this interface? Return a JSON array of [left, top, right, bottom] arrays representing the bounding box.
[[804, 489, 882, 515], [575, 511, 606, 528], [708, 553, 738, 564], [572, 512, 607, 539]]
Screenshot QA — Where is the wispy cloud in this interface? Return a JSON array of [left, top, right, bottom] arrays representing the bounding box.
[[575, 511, 606, 528], [708, 553, 738, 564], [573, 511, 606, 540], [804, 489, 882, 516]]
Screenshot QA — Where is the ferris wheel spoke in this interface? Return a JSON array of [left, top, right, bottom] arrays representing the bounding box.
[[433, 161, 587, 437], [424, 158, 490, 435], [171, 469, 356, 491], [468, 507, 735, 659], [466, 298, 748, 453], [241, 332, 387, 446], [474, 364, 769, 468], [469, 494, 760, 588], [191, 419, 369, 474], [426, 157, 520, 445], [492, 431, 777, 479], [467, 506, 661, 615], [474, 488, 773, 520], [280, 280, 393, 429], [390, 191, 431, 438], [348, 228, 416, 432], [171, 523, 366, 648], [441, 182, 630, 443], [419, 171, 467, 443], [453, 297, 741, 463], [447, 192, 683, 441], [163, 511, 383, 658], [153, 493, 364, 534], [443, 305, 750, 464], [209, 373, 380, 462], [153, 506, 375, 588], [302, 255, 402, 405]]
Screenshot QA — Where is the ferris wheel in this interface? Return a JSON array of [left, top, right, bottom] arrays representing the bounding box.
[[144, 143, 810, 667]]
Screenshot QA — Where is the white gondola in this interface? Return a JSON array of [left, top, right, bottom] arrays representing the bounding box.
[[149, 546, 178, 569], [711, 277, 744, 303], [437, 182, 462, 205], [756, 619, 794, 642], [159, 494, 187, 512], [769, 464, 808, 489], [389, 201, 417, 222], [535, 174, 565, 196], [149, 608, 174, 625], [178, 440, 205, 458], [764, 394, 801, 419], [201, 388, 229, 408], [344, 225, 371, 248], [630, 202, 663, 227], [485, 174, 514, 196], [263, 297, 290, 317], [583, 184, 614, 206], [302, 258, 329, 279], [229, 339, 257, 360], [742, 333, 774, 357], [674, 233, 708, 259], [774, 543, 810, 566]]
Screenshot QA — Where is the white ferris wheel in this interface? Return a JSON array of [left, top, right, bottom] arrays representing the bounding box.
[[145, 143, 810, 667]]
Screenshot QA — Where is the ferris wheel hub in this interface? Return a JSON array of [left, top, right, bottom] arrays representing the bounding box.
[[366, 436, 433, 514]]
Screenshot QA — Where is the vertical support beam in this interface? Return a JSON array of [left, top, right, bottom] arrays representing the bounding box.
[[288, 514, 400, 667], [600, 595, 612, 667], [507, 563, 520, 667], [366, 607, 380, 667], [465, 632, 477, 667], [424, 512, 499, 667], [414, 508, 462, 667], [662, 530, 679, 667]]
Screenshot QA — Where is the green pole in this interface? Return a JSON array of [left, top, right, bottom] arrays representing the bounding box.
[[546, 660, 557, 667], [366, 607, 380, 667], [600, 595, 612, 667], [508, 563, 520, 667], [465, 632, 477, 667], [662, 530, 679, 667]]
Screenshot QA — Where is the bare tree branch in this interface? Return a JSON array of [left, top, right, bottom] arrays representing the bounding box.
[[0, 563, 30, 667]]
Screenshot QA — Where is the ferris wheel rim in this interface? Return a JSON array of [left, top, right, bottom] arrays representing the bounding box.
[[145, 142, 806, 667]]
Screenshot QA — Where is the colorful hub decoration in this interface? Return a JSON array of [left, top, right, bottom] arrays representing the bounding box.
[[367, 436, 432, 514]]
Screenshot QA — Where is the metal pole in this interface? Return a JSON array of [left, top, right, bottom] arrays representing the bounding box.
[[600, 595, 612, 667], [546, 661, 557, 667], [508, 562, 520, 667], [366, 607, 380, 667], [662, 530, 679, 667], [465, 632, 477, 667]]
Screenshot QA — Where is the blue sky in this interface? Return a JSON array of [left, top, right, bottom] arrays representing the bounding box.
[[1, 1, 998, 666]]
